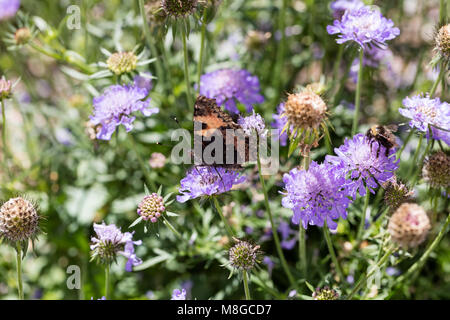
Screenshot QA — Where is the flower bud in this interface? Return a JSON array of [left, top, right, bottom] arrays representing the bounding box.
[[14, 27, 32, 45], [0, 78, 12, 100], [383, 177, 414, 211], [0, 197, 39, 243], [312, 286, 339, 300], [388, 203, 430, 248], [137, 193, 165, 223], [422, 151, 450, 189], [107, 52, 138, 75]]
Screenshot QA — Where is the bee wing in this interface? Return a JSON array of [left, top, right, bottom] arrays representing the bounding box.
[[386, 124, 398, 132]]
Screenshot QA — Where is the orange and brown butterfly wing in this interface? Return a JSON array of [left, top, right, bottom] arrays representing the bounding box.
[[193, 96, 249, 169]]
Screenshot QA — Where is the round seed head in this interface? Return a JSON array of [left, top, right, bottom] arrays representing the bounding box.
[[422, 151, 450, 189], [0, 197, 39, 243], [435, 24, 450, 61], [283, 91, 327, 130], [137, 193, 165, 223], [229, 238, 261, 271], [106, 52, 138, 75], [161, 0, 198, 18], [312, 286, 339, 300], [388, 203, 431, 248], [383, 177, 414, 211], [14, 27, 32, 45]]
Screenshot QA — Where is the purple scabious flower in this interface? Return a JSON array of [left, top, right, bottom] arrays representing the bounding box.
[[327, 6, 400, 49], [278, 221, 298, 250], [176, 166, 246, 203], [330, 0, 364, 19], [0, 0, 20, 21], [399, 94, 450, 145], [271, 103, 289, 146], [263, 256, 275, 276], [326, 134, 399, 198], [90, 84, 158, 140], [90, 222, 142, 271], [281, 161, 352, 230], [199, 69, 264, 114], [171, 288, 186, 300], [238, 110, 267, 138], [133, 72, 153, 92]]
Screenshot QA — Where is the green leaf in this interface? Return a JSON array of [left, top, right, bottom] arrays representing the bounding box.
[[305, 281, 315, 293], [144, 183, 151, 196], [129, 216, 144, 229], [166, 211, 179, 217]]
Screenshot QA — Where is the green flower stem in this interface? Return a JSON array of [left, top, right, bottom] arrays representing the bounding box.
[[299, 155, 310, 278], [323, 221, 345, 282], [396, 130, 414, 160], [1, 99, 9, 163], [440, 0, 447, 24], [257, 151, 296, 287], [28, 42, 94, 75], [408, 133, 423, 178], [128, 134, 156, 192], [272, 0, 288, 101], [411, 132, 432, 187], [181, 26, 193, 107], [197, 9, 208, 91], [331, 45, 344, 85], [242, 270, 251, 300], [351, 49, 364, 136], [138, 0, 164, 83], [430, 67, 445, 97], [162, 215, 183, 240], [394, 213, 450, 288], [212, 197, 235, 239], [357, 186, 370, 241], [346, 246, 396, 300], [16, 243, 24, 300], [105, 264, 110, 300]]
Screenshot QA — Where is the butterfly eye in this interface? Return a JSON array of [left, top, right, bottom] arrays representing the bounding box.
[[202, 123, 208, 130]]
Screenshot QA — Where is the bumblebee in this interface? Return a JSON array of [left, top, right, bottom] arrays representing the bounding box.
[[366, 125, 399, 157]]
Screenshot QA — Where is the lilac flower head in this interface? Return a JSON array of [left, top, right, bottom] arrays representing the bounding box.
[[0, 0, 20, 21], [199, 69, 264, 114], [326, 134, 399, 198], [171, 289, 186, 300], [330, 0, 364, 19], [327, 6, 400, 48], [271, 103, 289, 146], [263, 256, 275, 276], [133, 73, 153, 92], [281, 161, 352, 230], [278, 221, 298, 250], [90, 84, 158, 140], [238, 110, 267, 138], [177, 166, 246, 203], [90, 222, 142, 271], [399, 94, 450, 145]]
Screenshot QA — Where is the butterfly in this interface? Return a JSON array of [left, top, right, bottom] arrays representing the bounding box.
[[193, 95, 250, 170]]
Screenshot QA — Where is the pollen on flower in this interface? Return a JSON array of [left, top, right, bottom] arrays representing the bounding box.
[[0, 78, 12, 100], [137, 193, 165, 223], [107, 52, 138, 75], [312, 286, 339, 300]]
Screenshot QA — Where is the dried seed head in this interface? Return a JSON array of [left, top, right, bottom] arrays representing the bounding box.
[[0, 78, 12, 100], [283, 91, 327, 130], [14, 27, 32, 45], [137, 193, 165, 223], [383, 177, 414, 211], [388, 203, 431, 248], [435, 24, 450, 61], [229, 238, 261, 271], [312, 286, 339, 300], [0, 197, 39, 243], [106, 52, 138, 75], [422, 151, 450, 189], [161, 0, 198, 18]]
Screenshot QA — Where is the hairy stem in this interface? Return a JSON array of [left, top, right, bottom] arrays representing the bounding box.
[[323, 221, 345, 282], [16, 243, 24, 300], [351, 49, 364, 136]]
